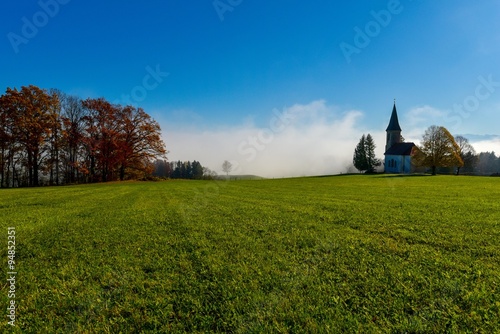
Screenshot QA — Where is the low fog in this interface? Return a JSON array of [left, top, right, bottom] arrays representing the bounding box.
[[163, 100, 500, 178]]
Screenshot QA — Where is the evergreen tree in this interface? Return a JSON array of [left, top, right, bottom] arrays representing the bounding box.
[[185, 161, 192, 179], [180, 162, 187, 179], [191, 160, 204, 179], [172, 161, 182, 178], [353, 134, 381, 173], [365, 134, 381, 173], [353, 135, 368, 172], [476, 152, 498, 175]]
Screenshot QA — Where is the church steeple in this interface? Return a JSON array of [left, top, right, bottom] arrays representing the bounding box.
[[385, 101, 402, 152], [386, 101, 401, 132]]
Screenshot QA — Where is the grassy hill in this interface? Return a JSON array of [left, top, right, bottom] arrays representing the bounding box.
[[1, 175, 499, 332]]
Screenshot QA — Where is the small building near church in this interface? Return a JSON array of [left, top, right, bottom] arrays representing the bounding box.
[[384, 102, 416, 174]]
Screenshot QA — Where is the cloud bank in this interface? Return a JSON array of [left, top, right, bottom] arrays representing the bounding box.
[[161, 101, 499, 178], [403, 105, 500, 153], [163, 100, 385, 177]]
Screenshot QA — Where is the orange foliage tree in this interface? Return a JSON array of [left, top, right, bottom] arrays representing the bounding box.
[[0, 86, 167, 187], [412, 125, 464, 175], [0, 86, 59, 186], [117, 105, 167, 180]]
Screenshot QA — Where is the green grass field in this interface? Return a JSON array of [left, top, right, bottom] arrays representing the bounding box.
[[1, 175, 499, 333]]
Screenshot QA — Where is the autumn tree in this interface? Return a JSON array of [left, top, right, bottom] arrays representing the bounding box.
[[1, 86, 59, 186], [45, 89, 65, 185], [412, 125, 463, 175], [81, 98, 123, 182], [0, 88, 167, 187], [0, 95, 25, 187], [59, 93, 86, 184], [0, 94, 16, 187], [117, 106, 167, 180]]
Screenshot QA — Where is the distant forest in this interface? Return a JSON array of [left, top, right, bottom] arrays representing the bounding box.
[[0, 85, 166, 188], [451, 151, 500, 176], [152, 160, 217, 180]]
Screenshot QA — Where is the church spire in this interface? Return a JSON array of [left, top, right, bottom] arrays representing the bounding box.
[[386, 101, 402, 132], [385, 101, 402, 152]]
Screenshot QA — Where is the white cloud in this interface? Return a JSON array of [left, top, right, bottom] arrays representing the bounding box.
[[406, 105, 446, 126], [404, 100, 500, 138], [403, 106, 500, 153], [162, 100, 385, 178], [404, 105, 449, 140], [469, 137, 500, 154]]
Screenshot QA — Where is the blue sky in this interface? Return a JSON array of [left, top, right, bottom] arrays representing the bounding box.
[[2, 1, 500, 176]]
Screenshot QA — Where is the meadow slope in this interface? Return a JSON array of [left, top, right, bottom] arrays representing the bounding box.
[[1, 175, 499, 333]]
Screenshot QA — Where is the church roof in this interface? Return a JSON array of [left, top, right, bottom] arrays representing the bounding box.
[[386, 103, 402, 131], [385, 142, 416, 156]]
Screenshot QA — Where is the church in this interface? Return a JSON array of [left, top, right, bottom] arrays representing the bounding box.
[[384, 102, 416, 174]]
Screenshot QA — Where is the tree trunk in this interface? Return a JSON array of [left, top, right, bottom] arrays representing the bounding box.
[[120, 164, 125, 181], [6, 154, 12, 187], [90, 155, 95, 182], [27, 151, 33, 186], [50, 161, 54, 186], [55, 148, 59, 185], [33, 159, 39, 186], [102, 163, 108, 182]]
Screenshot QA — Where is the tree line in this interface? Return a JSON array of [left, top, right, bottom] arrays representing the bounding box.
[[152, 160, 217, 180], [412, 126, 499, 175], [353, 126, 500, 175], [0, 85, 167, 188], [475, 151, 500, 175]]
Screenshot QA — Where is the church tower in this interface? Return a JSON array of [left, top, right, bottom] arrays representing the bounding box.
[[385, 102, 402, 152]]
